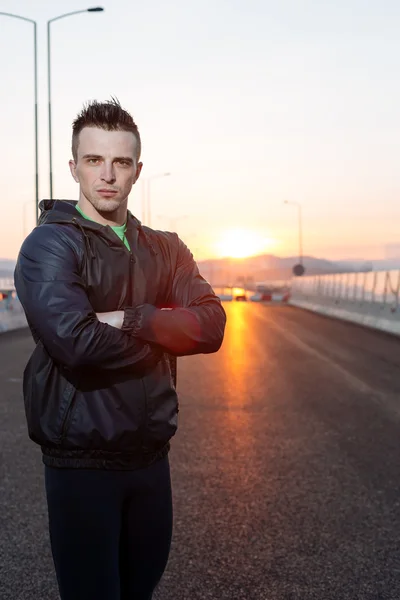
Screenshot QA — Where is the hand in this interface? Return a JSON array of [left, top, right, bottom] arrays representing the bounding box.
[[96, 311, 124, 329], [97, 308, 172, 331]]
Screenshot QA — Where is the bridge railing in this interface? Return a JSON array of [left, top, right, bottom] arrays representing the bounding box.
[[290, 270, 400, 336]]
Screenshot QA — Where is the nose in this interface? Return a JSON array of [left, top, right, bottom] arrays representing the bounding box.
[[100, 160, 116, 184]]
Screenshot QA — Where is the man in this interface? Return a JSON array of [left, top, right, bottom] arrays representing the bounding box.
[[14, 98, 226, 600]]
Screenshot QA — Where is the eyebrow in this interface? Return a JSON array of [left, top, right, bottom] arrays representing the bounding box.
[[81, 154, 133, 164], [114, 156, 133, 164]]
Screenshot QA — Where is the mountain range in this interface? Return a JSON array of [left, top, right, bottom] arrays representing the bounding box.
[[197, 254, 374, 285], [1, 254, 397, 287]]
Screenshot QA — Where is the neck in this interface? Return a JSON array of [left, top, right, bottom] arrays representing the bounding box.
[[77, 195, 128, 226]]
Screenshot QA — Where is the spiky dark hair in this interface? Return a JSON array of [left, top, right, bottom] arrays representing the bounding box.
[[71, 97, 141, 160]]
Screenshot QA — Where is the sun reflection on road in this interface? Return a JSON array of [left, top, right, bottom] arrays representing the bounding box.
[[220, 303, 256, 464]]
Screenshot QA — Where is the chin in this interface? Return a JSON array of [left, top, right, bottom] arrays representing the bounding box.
[[92, 197, 122, 213]]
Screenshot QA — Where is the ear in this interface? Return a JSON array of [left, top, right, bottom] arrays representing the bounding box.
[[134, 162, 143, 184], [69, 160, 79, 183]]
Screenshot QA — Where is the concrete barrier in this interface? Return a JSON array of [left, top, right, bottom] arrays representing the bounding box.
[[290, 270, 400, 336]]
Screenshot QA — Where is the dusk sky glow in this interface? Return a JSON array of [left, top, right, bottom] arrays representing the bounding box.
[[2, 0, 400, 262]]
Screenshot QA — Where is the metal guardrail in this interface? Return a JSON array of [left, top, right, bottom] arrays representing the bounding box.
[[290, 270, 400, 335], [291, 270, 400, 310]]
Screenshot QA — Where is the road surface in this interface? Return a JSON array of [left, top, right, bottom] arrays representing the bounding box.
[[1, 303, 400, 599]]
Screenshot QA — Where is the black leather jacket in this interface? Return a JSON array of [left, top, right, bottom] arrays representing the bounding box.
[[14, 200, 226, 469]]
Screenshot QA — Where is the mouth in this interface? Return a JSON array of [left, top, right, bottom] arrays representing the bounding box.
[[97, 189, 118, 197]]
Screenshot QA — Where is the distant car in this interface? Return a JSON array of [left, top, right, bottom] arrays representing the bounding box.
[[235, 294, 247, 301], [218, 294, 233, 301], [250, 282, 291, 303]]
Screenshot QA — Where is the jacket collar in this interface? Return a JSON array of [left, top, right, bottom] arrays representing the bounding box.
[[37, 199, 157, 256]]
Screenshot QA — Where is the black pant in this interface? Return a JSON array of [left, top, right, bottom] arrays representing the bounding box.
[[45, 456, 173, 600]]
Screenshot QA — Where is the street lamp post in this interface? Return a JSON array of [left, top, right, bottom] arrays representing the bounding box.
[[284, 200, 304, 274], [47, 7, 104, 199], [0, 12, 39, 224], [141, 173, 171, 227]]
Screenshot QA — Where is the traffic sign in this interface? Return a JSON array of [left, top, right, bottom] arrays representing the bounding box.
[[293, 263, 305, 276]]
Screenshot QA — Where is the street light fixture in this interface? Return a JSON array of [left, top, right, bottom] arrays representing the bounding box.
[[0, 12, 39, 224], [47, 7, 104, 199], [141, 173, 171, 226], [284, 200, 304, 275]]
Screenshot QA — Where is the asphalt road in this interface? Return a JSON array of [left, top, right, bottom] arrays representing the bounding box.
[[2, 303, 400, 599]]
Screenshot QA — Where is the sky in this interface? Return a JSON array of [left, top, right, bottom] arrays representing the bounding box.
[[1, 0, 400, 262]]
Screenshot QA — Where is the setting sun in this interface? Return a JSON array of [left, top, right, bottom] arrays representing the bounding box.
[[216, 229, 276, 259]]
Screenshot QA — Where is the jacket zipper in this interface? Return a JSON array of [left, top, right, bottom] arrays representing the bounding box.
[[129, 252, 134, 304], [129, 249, 148, 448]]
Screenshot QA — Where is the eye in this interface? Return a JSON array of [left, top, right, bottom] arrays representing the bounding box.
[[117, 160, 131, 167], [87, 158, 100, 165]]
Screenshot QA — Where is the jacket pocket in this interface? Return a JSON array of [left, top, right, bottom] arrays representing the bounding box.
[[23, 341, 77, 446], [60, 381, 146, 452], [58, 382, 77, 442]]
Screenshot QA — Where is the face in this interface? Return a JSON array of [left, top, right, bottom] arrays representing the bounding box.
[[69, 127, 142, 213]]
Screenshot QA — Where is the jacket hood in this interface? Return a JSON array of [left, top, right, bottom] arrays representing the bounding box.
[[37, 199, 158, 257]]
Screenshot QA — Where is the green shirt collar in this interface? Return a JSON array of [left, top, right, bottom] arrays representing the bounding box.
[[75, 204, 130, 250]]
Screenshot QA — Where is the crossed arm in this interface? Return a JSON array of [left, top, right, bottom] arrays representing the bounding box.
[[94, 235, 226, 357], [15, 226, 226, 372], [96, 308, 172, 329], [96, 292, 225, 357]]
